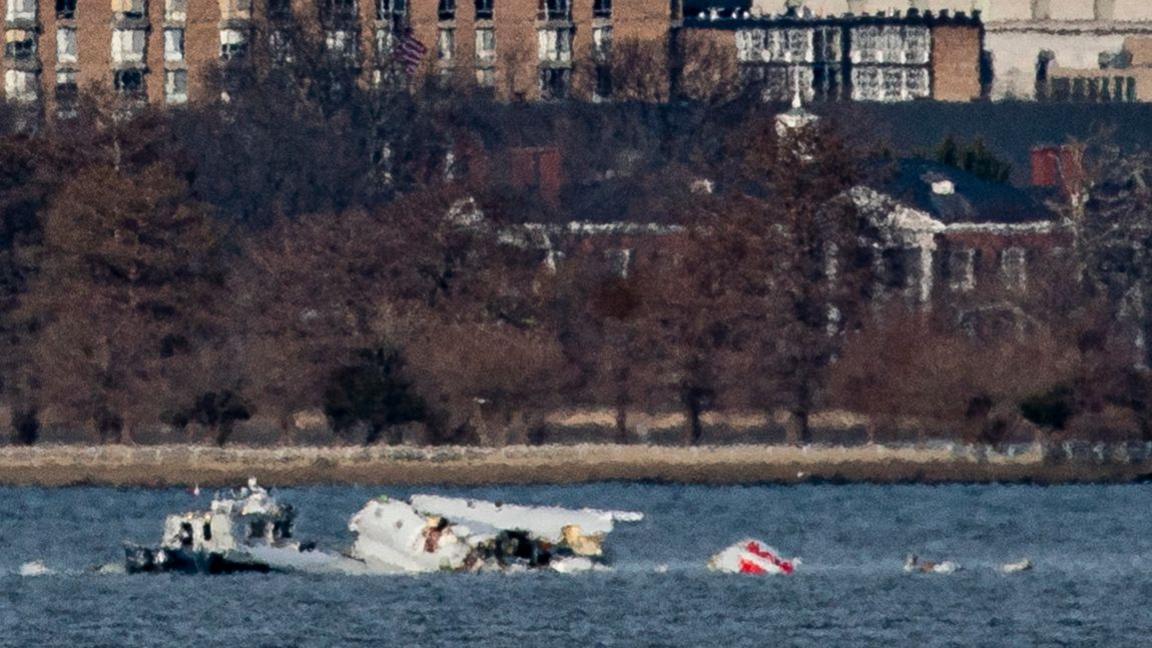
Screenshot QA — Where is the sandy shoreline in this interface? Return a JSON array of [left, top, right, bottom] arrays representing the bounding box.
[[1, 443, 1150, 486]]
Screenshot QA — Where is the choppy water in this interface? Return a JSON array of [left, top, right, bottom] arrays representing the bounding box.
[[2, 483, 1152, 646]]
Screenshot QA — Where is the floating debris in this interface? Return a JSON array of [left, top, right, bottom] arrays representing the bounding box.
[[903, 554, 961, 574], [18, 561, 53, 577], [348, 495, 641, 574], [708, 539, 798, 575], [999, 558, 1033, 574]]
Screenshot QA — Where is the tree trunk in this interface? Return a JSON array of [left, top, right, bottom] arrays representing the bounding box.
[[686, 397, 704, 446], [118, 420, 135, 445], [215, 422, 234, 447], [614, 401, 629, 444]]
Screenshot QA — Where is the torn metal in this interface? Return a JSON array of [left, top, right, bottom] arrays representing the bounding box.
[[348, 495, 643, 574]]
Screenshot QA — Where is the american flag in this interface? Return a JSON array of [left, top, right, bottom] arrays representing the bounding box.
[[394, 29, 427, 77]]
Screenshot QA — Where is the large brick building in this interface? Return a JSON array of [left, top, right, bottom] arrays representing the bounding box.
[[0, 0, 987, 111]]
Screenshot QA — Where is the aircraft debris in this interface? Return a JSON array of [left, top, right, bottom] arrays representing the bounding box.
[[707, 539, 798, 575]]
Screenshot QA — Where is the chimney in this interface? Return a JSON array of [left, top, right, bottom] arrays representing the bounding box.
[[1030, 144, 1085, 199]]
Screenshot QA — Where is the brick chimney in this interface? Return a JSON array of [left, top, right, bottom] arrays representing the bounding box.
[[508, 146, 563, 204], [1031, 145, 1084, 198]]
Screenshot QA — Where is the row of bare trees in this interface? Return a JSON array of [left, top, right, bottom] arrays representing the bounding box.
[[0, 36, 1149, 447]]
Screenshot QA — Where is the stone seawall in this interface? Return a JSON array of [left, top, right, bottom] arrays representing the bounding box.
[[1, 444, 1150, 486]]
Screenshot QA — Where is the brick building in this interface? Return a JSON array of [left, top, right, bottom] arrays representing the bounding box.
[[0, 0, 682, 111], [0, 0, 995, 112]]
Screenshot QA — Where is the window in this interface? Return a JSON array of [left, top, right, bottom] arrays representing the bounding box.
[[594, 65, 611, 101], [538, 0, 569, 21], [56, 0, 76, 19], [813, 26, 839, 63], [4, 70, 37, 102], [57, 28, 77, 63], [6, 0, 36, 21], [1001, 248, 1026, 291], [375, 28, 392, 60], [475, 27, 495, 63], [537, 28, 571, 63], [593, 0, 610, 18], [540, 67, 569, 99], [784, 28, 809, 62], [437, 28, 454, 62], [948, 249, 976, 292], [165, 0, 185, 20], [321, 0, 357, 23], [218, 0, 251, 21], [112, 0, 146, 19], [850, 26, 880, 63], [267, 0, 291, 19], [5, 30, 35, 60], [904, 26, 929, 65], [111, 29, 146, 64], [164, 29, 184, 62], [475, 0, 492, 20], [219, 29, 247, 60], [438, 0, 455, 20], [905, 68, 929, 98], [377, 0, 406, 20], [592, 25, 611, 61], [325, 29, 357, 62], [56, 70, 77, 116], [113, 68, 145, 97], [851, 67, 881, 100], [270, 30, 292, 63], [165, 69, 187, 103], [475, 67, 494, 87]]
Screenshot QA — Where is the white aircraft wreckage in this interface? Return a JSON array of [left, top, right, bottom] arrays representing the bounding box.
[[708, 539, 798, 575], [348, 495, 644, 574], [123, 479, 643, 575], [903, 554, 962, 575]]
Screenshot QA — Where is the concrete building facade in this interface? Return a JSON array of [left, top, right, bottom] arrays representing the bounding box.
[[678, 9, 983, 102], [752, 0, 1152, 99]]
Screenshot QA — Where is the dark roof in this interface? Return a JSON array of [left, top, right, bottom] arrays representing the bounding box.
[[867, 159, 1059, 225]]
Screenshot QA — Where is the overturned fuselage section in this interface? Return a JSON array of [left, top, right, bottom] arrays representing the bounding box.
[[349, 494, 643, 574]]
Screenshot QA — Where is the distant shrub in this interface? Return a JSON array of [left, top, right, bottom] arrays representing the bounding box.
[[1019, 386, 1075, 430]]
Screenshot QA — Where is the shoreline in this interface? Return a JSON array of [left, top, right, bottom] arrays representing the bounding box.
[[2, 443, 1151, 487]]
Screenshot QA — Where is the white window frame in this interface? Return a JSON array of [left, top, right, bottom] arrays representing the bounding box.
[[537, 28, 571, 63], [475, 27, 495, 64], [164, 28, 184, 63], [6, 0, 36, 21], [219, 29, 247, 60], [111, 29, 147, 64], [165, 0, 187, 21], [218, 0, 252, 20], [57, 28, 77, 64], [5, 69, 37, 102], [165, 69, 188, 104], [437, 27, 454, 62]]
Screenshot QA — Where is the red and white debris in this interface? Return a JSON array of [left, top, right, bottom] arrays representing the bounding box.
[[707, 539, 798, 575]]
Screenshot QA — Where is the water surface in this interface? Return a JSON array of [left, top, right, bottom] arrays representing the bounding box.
[[1, 483, 1149, 646]]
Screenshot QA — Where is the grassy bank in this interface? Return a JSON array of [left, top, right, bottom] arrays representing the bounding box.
[[1, 444, 1150, 486]]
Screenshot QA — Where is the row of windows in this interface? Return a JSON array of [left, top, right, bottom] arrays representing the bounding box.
[[4, 0, 613, 23], [2, 68, 186, 106], [737, 63, 929, 102], [429, 25, 609, 65], [735, 25, 930, 67], [6, 0, 193, 21], [1040, 76, 1139, 103]]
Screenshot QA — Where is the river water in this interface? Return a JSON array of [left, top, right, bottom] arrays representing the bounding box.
[[2, 483, 1151, 646]]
